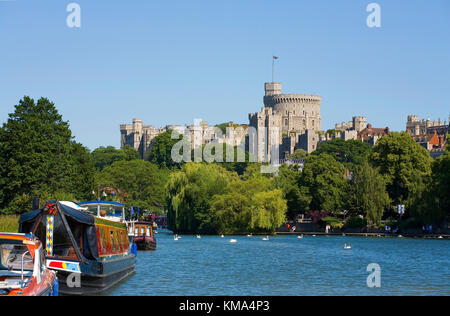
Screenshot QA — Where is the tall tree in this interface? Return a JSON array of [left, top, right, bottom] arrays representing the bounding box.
[[146, 130, 186, 169], [274, 164, 305, 220], [0, 97, 95, 213], [369, 132, 433, 209], [347, 162, 390, 226], [299, 153, 347, 214]]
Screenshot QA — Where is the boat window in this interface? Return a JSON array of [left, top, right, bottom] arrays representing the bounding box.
[[147, 227, 150, 236], [141, 227, 145, 236], [135, 227, 139, 236], [110, 230, 115, 252], [0, 244, 34, 271]]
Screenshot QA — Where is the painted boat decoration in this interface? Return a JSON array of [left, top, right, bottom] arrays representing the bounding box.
[[132, 222, 157, 251], [0, 233, 58, 296], [18, 201, 135, 295]]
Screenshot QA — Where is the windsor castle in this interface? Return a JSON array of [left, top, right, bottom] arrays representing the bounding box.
[[121, 81, 449, 161]]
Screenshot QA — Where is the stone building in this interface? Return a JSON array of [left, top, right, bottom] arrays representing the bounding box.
[[357, 124, 390, 146], [248, 82, 322, 161], [406, 115, 449, 158], [335, 116, 368, 133], [406, 115, 449, 136], [121, 119, 247, 159]]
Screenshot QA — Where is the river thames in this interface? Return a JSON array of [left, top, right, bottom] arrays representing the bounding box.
[[108, 232, 449, 296]]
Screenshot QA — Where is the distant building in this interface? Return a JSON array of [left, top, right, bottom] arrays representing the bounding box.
[[406, 115, 449, 136], [406, 115, 448, 158], [358, 124, 390, 146], [120, 119, 247, 159]]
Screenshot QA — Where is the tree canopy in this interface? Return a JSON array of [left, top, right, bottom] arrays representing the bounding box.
[[299, 153, 347, 214], [92, 145, 140, 171], [369, 132, 433, 208], [98, 160, 168, 211], [346, 162, 390, 226], [146, 130, 186, 169], [313, 139, 371, 170], [0, 97, 95, 214]]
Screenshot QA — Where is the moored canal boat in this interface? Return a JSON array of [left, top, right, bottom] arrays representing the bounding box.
[[18, 201, 135, 295], [133, 221, 157, 251], [0, 233, 58, 296]]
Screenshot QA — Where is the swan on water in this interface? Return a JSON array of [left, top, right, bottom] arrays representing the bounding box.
[[196, 235, 201, 239], [344, 243, 352, 249], [229, 239, 237, 243], [262, 236, 269, 241], [221, 234, 225, 238], [297, 235, 304, 239]]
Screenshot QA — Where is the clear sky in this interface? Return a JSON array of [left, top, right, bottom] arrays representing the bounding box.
[[0, 0, 449, 150]]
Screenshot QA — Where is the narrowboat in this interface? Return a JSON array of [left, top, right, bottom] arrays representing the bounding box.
[[18, 201, 135, 295], [132, 221, 157, 251], [0, 233, 58, 296]]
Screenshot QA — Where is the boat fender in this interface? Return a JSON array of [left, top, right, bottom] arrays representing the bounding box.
[[50, 277, 59, 296], [131, 243, 138, 256]]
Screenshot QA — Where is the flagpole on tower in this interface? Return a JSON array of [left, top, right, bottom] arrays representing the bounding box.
[[272, 56, 278, 82]]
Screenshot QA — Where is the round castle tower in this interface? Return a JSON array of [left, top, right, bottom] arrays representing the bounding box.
[[263, 82, 322, 134]]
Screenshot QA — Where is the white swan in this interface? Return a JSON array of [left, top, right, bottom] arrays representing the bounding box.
[[229, 239, 237, 243], [247, 234, 252, 237], [262, 236, 270, 241], [297, 235, 304, 239], [221, 234, 225, 238], [344, 243, 352, 249], [196, 235, 201, 239]]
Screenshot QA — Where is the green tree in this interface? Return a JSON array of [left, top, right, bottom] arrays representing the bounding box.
[[146, 130, 186, 169], [289, 149, 308, 160], [313, 139, 371, 170], [211, 177, 287, 234], [0, 97, 95, 214], [274, 164, 304, 220], [369, 132, 433, 209], [300, 153, 347, 214], [416, 148, 450, 224], [347, 162, 390, 226], [98, 160, 168, 210], [166, 163, 237, 233], [92, 145, 140, 171]]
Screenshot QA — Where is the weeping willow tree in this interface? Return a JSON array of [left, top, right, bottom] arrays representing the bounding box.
[[211, 176, 287, 234], [165, 163, 237, 234]]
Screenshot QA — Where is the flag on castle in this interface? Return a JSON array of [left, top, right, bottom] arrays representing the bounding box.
[[273, 56, 279, 60]]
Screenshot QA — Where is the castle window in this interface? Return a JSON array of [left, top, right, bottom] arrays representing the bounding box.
[[285, 119, 288, 126]]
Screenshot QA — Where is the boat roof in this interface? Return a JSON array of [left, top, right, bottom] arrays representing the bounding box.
[[79, 201, 125, 207]]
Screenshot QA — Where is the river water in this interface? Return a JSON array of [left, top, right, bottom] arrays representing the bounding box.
[[108, 232, 449, 296]]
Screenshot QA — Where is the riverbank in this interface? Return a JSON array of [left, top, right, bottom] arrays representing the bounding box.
[[276, 231, 450, 239], [0, 215, 19, 233]]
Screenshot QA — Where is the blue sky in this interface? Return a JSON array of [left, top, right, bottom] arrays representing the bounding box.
[[0, 0, 449, 150]]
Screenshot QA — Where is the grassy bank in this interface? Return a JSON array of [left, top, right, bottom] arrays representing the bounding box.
[[0, 215, 19, 233]]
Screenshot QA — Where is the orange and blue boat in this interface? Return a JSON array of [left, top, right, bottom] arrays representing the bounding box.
[[0, 233, 58, 296], [18, 201, 135, 295]]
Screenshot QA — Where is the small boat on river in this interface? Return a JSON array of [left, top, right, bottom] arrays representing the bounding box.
[[132, 221, 157, 251], [0, 233, 58, 296], [19, 201, 135, 295]]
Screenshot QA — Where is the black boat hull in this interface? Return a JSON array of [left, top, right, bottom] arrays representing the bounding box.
[[136, 240, 157, 251], [55, 255, 135, 296]]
